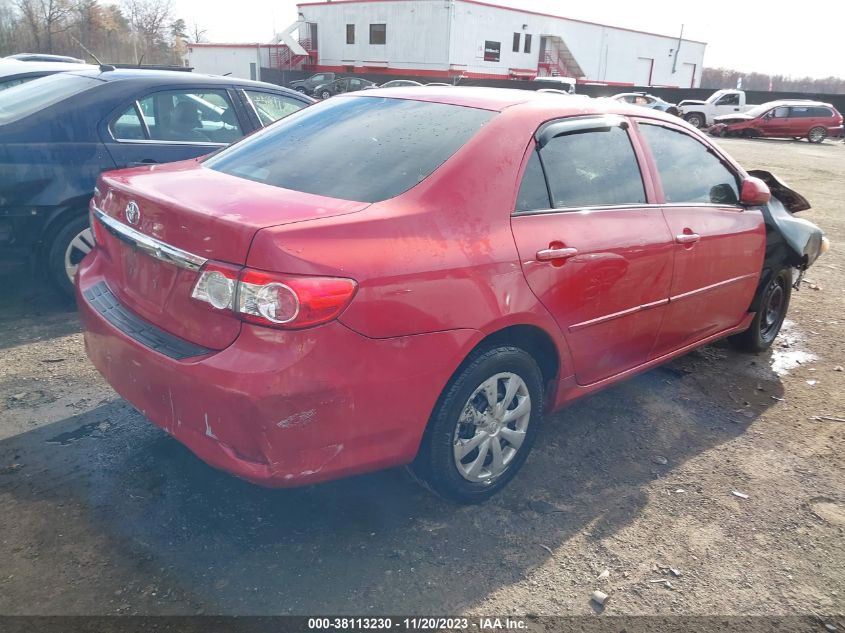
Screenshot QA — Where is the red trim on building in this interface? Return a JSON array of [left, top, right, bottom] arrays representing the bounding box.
[[308, 64, 531, 80], [296, 0, 707, 45]]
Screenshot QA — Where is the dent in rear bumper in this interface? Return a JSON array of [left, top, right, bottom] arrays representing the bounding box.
[[76, 252, 478, 487]]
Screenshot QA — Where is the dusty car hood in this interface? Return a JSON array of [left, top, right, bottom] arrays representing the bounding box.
[[678, 99, 706, 107], [713, 114, 753, 124]]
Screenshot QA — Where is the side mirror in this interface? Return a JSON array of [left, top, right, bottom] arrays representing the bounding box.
[[740, 176, 771, 206]]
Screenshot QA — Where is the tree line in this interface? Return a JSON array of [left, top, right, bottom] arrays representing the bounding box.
[[702, 67, 845, 95], [0, 0, 206, 66]]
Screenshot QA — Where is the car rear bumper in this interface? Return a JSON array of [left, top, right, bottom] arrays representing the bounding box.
[[77, 250, 476, 487]]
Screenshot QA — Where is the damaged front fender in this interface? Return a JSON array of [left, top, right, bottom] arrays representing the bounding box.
[[748, 169, 828, 271]]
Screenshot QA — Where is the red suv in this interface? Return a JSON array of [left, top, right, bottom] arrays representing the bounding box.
[[77, 89, 825, 502], [710, 100, 843, 143]]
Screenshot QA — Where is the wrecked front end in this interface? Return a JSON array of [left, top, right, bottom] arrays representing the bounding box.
[[749, 169, 829, 279]]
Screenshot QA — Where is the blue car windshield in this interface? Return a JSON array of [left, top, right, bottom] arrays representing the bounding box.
[[0, 73, 100, 125], [204, 96, 496, 203]]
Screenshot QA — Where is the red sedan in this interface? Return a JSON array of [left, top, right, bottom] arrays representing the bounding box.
[[77, 89, 826, 503]]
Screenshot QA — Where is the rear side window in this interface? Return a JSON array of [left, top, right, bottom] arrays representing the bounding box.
[[205, 96, 495, 203], [245, 90, 304, 126], [639, 123, 739, 205], [0, 74, 100, 124], [538, 126, 646, 208]]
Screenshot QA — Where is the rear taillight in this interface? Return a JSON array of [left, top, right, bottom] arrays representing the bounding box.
[[191, 262, 357, 330]]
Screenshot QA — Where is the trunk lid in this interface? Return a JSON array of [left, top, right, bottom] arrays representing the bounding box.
[[95, 159, 368, 349]]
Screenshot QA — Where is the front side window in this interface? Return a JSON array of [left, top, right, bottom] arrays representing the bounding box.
[[715, 93, 739, 106], [346, 24, 355, 44], [205, 96, 495, 203], [773, 106, 790, 118], [639, 123, 739, 206], [537, 126, 646, 208], [245, 90, 305, 126], [0, 74, 99, 124], [369, 23, 386, 45], [124, 89, 243, 144]]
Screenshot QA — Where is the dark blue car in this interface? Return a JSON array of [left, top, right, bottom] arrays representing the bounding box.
[[0, 67, 313, 295]]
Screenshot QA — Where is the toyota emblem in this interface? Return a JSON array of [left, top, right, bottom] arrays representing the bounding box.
[[125, 201, 140, 226]]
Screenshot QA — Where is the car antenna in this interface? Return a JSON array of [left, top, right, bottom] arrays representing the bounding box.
[[70, 35, 113, 71]]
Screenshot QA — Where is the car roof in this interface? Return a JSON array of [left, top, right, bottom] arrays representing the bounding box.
[[0, 59, 96, 78], [63, 67, 299, 92], [759, 99, 834, 108], [344, 86, 680, 121]]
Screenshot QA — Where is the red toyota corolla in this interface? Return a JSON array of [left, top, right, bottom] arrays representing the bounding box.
[[77, 88, 826, 503]]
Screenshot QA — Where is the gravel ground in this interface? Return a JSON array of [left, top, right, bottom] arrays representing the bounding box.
[[0, 137, 843, 620]]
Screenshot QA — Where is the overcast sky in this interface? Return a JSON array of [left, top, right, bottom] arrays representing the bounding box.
[[173, 0, 844, 79]]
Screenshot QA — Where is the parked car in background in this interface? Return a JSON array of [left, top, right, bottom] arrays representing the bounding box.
[[6, 53, 86, 63], [532, 76, 576, 94], [0, 68, 312, 295], [288, 72, 336, 95], [377, 79, 423, 88], [611, 92, 679, 116], [678, 89, 754, 128], [709, 100, 843, 143], [313, 76, 376, 99], [77, 88, 825, 503], [0, 58, 95, 90]]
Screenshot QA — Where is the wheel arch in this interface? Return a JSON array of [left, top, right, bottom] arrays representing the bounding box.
[[39, 195, 92, 250]]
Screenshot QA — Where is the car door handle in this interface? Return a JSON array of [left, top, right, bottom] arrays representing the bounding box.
[[675, 233, 701, 244], [536, 247, 578, 261]]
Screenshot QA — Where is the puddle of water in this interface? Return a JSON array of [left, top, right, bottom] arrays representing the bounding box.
[[769, 320, 817, 376]]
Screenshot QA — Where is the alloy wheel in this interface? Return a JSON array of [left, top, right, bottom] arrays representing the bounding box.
[[64, 227, 94, 282], [453, 372, 531, 483]]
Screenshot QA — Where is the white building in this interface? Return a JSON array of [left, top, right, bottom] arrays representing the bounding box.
[[293, 0, 706, 87], [185, 43, 292, 81]]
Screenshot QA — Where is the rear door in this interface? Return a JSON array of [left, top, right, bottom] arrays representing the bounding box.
[[102, 86, 252, 169], [510, 116, 674, 385], [636, 120, 765, 357]]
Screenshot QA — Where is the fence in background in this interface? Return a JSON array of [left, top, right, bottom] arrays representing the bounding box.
[[261, 67, 845, 114]]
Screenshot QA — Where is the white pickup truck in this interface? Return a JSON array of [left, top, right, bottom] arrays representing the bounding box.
[[678, 89, 756, 128]]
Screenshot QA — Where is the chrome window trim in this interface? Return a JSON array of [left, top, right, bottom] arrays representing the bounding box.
[[513, 201, 745, 217], [92, 207, 207, 271]]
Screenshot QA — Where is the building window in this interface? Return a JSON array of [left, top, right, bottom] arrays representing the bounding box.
[[512, 32, 520, 52], [524, 34, 532, 54], [346, 24, 355, 45], [483, 40, 501, 62], [369, 23, 386, 45]]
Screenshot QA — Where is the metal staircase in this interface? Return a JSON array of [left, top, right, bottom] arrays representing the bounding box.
[[537, 36, 584, 78]]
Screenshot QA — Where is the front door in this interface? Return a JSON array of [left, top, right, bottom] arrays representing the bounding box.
[[759, 105, 791, 137], [510, 116, 674, 385], [635, 120, 765, 357]]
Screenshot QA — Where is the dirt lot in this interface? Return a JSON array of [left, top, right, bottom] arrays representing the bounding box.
[[0, 137, 843, 620]]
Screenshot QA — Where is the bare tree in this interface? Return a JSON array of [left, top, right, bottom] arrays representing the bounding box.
[[189, 19, 205, 43], [15, 0, 73, 52], [123, 0, 171, 63]]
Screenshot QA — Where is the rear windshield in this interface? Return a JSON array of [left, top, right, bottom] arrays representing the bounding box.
[[204, 96, 496, 203], [0, 73, 100, 124]]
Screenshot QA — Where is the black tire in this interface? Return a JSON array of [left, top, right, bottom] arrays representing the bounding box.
[[807, 127, 827, 144], [46, 213, 93, 299], [294, 86, 307, 93], [685, 112, 705, 128], [729, 268, 792, 353], [410, 345, 544, 504], [320, 90, 331, 100]]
